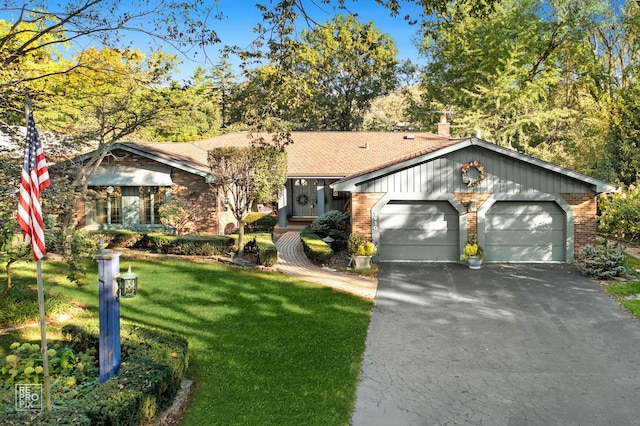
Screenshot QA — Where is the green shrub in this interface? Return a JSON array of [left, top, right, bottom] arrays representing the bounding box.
[[348, 234, 375, 256], [145, 232, 234, 256], [0, 339, 100, 423], [598, 185, 640, 243], [158, 201, 192, 235], [300, 227, 333, 264], [0, 324, 189, 425], [0, 341, 98, 391], [48, 228, 97, 285], [243, 213, 277, 233], [62, 324, 188, 426], [577, 243, 628, 279], [257, 240, 278, 267], [89, 230, 144, 249], [309, 210, 350, 245]]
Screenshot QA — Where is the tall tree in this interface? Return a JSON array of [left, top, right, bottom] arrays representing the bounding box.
[[416, 0, 640, 181], [228, 0, 498, 133], [0, 0, 221, 120], [209, 57, 239, 130], [145, 66, 222, 142], [44, 47, 180, 226], [291, 14, 399, 130]]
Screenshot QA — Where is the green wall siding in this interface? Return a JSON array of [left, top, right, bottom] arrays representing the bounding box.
[[356, 147, 592, 194]]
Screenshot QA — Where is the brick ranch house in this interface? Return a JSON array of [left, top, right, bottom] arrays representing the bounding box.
[[71, 124, 615, 263]]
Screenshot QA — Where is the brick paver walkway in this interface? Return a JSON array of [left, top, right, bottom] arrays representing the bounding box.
[[275, 231, 377, 300]]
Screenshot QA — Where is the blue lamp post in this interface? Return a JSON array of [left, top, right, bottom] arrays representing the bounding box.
[[97, 252, 139, 383], [97, 251, 121, 383]]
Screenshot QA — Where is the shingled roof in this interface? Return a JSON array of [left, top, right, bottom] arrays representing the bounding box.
[[117, 131, 460, 178]]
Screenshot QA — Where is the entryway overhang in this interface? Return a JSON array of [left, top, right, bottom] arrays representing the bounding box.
[[87, 166, 173, 187]]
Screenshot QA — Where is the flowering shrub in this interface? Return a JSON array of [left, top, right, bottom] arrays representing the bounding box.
[[348, 235, 376, 256], [0, 341, 98, 399], [598, 185, 640, 243]]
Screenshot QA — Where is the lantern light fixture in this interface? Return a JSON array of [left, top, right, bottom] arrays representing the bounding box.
[[117, 265, 138, 298]]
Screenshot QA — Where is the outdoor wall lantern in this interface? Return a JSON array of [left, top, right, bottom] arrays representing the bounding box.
[[469, 198, 478, 212], [117, 265, 138, 298]]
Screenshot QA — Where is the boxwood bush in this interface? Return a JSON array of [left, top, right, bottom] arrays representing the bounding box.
[[255, 235, 278, 267], [1, 324, 189, 426], [89, 230, 145, 249], [300, 226, 333, 264], [243, 212, 277, 233], [144, 232, 234, 255]]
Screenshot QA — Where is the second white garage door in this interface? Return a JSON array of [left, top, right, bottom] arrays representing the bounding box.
[[378, 200, 460, 261], [484, 201, 566, 262]]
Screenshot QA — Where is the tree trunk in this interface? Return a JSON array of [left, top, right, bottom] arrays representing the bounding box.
[[237, 221, 245, 255]]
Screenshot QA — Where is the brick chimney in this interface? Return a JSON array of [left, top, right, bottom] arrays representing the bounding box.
[[437, 112, 450, 137]]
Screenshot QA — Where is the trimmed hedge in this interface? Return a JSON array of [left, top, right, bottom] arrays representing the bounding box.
[[243, 213, 277, 233], [254, 234, 278, 267], [300, 226, 333, 264], [144, 232, 235, 255], [89, 230, 144, 249], [1, 324, 189, 426]]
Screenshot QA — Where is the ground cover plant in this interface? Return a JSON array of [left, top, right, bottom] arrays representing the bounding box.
[[0, 257, 372, 425], [597, 253, 640, 318]]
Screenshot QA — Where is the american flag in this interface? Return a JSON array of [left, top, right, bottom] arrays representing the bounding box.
[[17, 111, 51, 261]]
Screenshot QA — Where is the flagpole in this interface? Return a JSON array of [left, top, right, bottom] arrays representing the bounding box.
[[24, 96, 51, 411], [36, 260, 51, 411]]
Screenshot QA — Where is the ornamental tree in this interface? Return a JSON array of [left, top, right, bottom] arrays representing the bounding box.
[[208, 136, 288, 251]]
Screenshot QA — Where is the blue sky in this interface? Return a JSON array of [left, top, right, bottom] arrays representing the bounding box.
[[176, 0, 427, 79], [0, 1, 427, 81]]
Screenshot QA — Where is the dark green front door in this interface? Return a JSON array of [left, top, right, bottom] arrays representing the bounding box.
[[291, 179, 316, 217]]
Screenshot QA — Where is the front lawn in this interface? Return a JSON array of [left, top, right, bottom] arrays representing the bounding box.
[[0, 258, 372, 425], [603, 280, 640, 317], [597, 253, 640, 318]]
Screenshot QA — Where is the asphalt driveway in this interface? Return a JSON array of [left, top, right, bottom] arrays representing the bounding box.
[[351, 263, 640, 426]]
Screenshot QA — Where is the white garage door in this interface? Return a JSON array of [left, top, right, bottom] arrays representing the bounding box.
[[485, 201, 566, 262], [379, 200, 460, 261]]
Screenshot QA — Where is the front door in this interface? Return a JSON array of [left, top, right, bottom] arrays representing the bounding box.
[[121, 186, 140, 226], [291, 179, 316, 217]]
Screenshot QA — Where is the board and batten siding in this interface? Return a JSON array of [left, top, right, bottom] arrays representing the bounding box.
[[355, 147, 593, 194]]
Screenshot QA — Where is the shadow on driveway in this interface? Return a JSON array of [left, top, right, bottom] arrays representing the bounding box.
[[351, 263, 640, 426]]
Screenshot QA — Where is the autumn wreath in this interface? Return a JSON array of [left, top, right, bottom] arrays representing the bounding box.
[[297, 194, 309, 205], [461, 161, 485, 187]]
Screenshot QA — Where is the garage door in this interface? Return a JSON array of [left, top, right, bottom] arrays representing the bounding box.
[[485, 201, 566, 262], [379, 201, 459, 261]]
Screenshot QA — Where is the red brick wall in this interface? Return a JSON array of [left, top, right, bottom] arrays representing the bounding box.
[[350, 193, 385, 240], [561, 193, 598, 255], [453, 193, 492, 236], [76, 150, 221, 234]]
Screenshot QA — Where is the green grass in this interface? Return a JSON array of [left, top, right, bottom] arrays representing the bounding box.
[[603, 280, 640, 317], [1, 257, 372, 426], [625, 253, 640, 270]]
